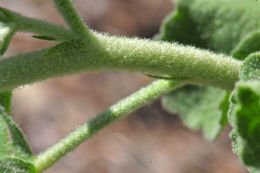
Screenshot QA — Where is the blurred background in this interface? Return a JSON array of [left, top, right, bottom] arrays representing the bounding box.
[[0, 0, 248, 172]]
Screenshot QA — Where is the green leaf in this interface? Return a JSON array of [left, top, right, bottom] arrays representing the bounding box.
[[231, 30, 260, 60], [219, 92, 230, 127], [0, 91, 12, 114], [0, 22, 16, 55], [0, 158, 35, 173], [158, 8, 206, 48], [0, 91, 13, 158], [0, 93, 35, 171], [0, 107, 33, 158], [228, 53, 260, 172], [0, 8, 17, 55], [162, 86, 227, 141], [240, 52, 260, 81], [159, 0, 260, 54], [230, 81, 260, 172], [0, 115, 12, 158], [0, 91, 33, 160]]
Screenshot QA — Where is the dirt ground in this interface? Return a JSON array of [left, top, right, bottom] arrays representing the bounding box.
[[0, 0, 248, 172]]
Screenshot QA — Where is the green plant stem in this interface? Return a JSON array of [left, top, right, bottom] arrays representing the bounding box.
[[15, 17, 76, 41], [0, 32, 241, 91], [53, 0, 92, 38], [33, 80, 183, 172], [0, 7, 77, 41], [0, 7, 242, 90], [0, 7, 241, 91]]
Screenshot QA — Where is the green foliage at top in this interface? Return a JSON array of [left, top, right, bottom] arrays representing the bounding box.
[[232, 30, 260, 60], [160, 0, 260, 55]]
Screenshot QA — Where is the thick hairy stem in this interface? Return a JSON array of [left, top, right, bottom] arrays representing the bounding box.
[[0, 7, 241, 91], [33, 80, 183, 172], [0, 32, 240, 91]]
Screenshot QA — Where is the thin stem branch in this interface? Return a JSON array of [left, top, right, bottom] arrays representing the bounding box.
[[53, 0, 92, 38], [0, 7, 77, 41], [33, 80, 184, 172], [16, 17, 76, 41]]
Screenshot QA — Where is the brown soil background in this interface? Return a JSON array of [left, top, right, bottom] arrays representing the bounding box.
[[0, 0, 248, 173]]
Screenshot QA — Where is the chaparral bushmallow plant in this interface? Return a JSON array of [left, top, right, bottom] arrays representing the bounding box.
[[1, 0, 260, 172]]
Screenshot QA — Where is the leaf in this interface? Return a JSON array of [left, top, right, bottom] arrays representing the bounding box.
[[0, 91, 33, 159], [0, 8, 17, 55], [159, 8, 206, 48], [240, 52, 260, 81], [0, 91, 35, 171], [0, 158, 35, 173], [0, 91, 13, 158], [0, 22, 16, 55], [0, 91, 12, 114], [0, 107, 33, 159], [219, 92, 230, 127], [231, 30, 260, 60], [0, 115, 12, 158], [159, 0, 260, 54], [162, 86, 227, 141], [230, 81, 260, 172], [228, 53, 260, 172]]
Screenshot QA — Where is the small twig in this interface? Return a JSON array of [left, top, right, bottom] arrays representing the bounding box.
[[53, 0, 93, 38], [33, 80, 184, 172]]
